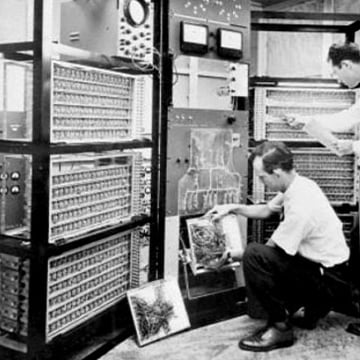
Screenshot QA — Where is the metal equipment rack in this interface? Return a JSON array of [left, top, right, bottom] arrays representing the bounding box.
[[0, 1, 165, 359], [250, 9, 360, 245]]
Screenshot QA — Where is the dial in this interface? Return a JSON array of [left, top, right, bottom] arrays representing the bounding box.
[[124, 0, 149, 27]]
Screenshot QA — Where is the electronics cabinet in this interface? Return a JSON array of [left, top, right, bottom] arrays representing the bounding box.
[[252, 85, 359, 206], [0, 1, 161, 359], [251, 83, 359, 255], [161, 0, 251, 327]]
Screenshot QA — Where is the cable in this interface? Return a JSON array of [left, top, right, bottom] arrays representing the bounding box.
[[172, 58, 179, 86]]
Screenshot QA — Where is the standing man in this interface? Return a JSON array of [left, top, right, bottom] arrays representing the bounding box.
[[285, 41, 360, 155], [284, 41, 360, 335], [208, 141, 351, 352]]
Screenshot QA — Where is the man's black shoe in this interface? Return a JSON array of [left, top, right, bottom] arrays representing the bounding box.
[[290, 314, 318, 330], [290, 307, 330, 330], [346, 322, 360, 335], [239, 325, 295, 352]]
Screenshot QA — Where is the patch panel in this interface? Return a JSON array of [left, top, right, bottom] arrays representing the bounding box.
[[253, 87, 357, 141], [50, 152, 141, 244], [46, 230, 140, 341], [252, 148, 358, 205], [51, 61, 146, 143]]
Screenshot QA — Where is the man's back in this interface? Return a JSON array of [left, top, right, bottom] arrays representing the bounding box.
[[271, 174, 349, 267]]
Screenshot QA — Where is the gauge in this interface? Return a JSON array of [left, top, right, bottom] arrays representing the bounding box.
[[124, 0, 149, 27]]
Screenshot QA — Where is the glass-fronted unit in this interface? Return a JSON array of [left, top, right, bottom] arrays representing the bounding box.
[[0, 60, 33, 141]]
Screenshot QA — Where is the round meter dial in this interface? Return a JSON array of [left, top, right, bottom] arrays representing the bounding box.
[[124, 0, 149, 27]]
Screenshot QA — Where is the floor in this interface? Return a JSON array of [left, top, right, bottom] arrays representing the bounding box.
[[99, 312, 360, 360]]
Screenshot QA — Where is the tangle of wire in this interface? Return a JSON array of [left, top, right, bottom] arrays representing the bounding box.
[[129, 47, 160, 76]]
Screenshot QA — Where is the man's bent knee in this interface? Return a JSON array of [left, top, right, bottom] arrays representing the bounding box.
[[243, 242, 286, 269]]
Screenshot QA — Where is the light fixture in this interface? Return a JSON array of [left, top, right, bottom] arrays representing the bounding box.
[[277, 81, 340, 88]]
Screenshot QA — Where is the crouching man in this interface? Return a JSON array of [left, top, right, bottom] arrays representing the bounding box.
[[208, 141, 351, 352]]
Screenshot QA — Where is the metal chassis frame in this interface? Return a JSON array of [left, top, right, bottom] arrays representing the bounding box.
[[251, 11, 360, 42], [0, 1, 163, 359]]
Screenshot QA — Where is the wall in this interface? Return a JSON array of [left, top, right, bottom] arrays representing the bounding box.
[[253, 0, 360, 78], [0, 0, 33, 44], [334, 0, 360, 12], [266, 0, 325, 77]]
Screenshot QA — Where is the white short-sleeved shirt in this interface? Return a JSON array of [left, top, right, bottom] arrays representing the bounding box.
[[301, 102, 360, 154], [268, 175, 349, 268]]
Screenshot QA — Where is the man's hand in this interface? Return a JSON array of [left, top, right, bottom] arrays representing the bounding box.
[[206, 204, 240, 221], [209, 247, 245, 271], [281, 114, 305, 129], [333, 139, 354, 156], [209, 250, 231, 271]]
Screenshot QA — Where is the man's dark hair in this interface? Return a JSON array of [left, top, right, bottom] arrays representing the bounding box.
[[250, 141, 293, 174], [328, 42, 360, 67]]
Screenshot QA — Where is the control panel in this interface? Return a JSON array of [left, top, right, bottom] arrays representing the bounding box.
[[60, 0, 154, 63], [169, 0, 250, 61]]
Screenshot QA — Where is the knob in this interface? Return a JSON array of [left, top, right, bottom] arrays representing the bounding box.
[[227, 116, 236, 124]]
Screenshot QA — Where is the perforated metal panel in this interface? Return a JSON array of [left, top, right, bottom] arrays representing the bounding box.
[[253, 87, 357, 141], [251, 211, 357, 244], [46, 230, 140, 341], [252, 148, 358, 205], [50, 151, 141, 244], [51, 61, 147, 143]]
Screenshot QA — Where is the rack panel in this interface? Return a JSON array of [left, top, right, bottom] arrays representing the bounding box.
[[252, 148, 358, 205], [0, 253, 29, 341], [46, 230, 140, 341], [251, 211, 357, 245], [0, 154, 32, 240], [52, 61, 148, 143], [50, 151, 142, 244], [139, 156, 151, 215], [253, 87, 357, 141]]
